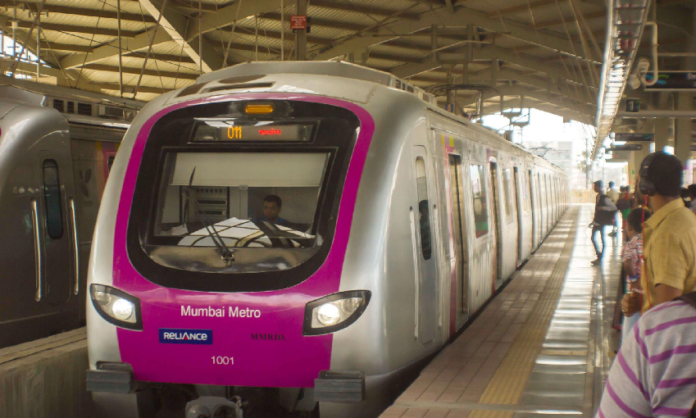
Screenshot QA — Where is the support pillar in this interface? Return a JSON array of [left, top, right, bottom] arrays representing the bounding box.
[[675, 94, 694, 179], [295, 0, 307, 61], [654, 118, 670, 153]]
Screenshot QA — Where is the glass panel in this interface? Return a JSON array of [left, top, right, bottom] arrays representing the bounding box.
[[470, 165, 489, 237], [503, 169, 513, 221], [153, 152, 329, 251], [415, 157, 432, 260], [42, 160, 63, 239]]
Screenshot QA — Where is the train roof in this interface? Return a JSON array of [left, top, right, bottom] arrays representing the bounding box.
[[190, 62, 564, 174], [0, 79, 143, 127]]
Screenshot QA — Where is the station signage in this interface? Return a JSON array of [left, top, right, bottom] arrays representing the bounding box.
[[644, 72, 696, 91], [291, 15, 307, 31], [610, 144, 642, 151], [615, 133, 654, 142]]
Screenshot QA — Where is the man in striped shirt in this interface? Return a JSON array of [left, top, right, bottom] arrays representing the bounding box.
[[597, 296, 696, 417]]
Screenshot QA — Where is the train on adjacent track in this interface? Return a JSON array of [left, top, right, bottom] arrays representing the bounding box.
[[0, 81, 140, 348], [84, 62, 568, 418]]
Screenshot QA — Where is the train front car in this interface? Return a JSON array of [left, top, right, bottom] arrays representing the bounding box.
[[86, 63, 396, 418]]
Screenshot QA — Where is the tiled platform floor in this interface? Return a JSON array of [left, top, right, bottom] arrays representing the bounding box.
[[380, 205, 622, 418]]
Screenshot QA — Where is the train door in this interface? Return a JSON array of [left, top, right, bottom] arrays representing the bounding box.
[[489, 161, 502, 281], [529, 170, 536, 249], [544, 174, 553, 230], [412, 146, 437, 345], [537, 174, 544, 239], [513, 167, 523, 262], [448, 155, 469, 328], [36, 144, 77, 306]]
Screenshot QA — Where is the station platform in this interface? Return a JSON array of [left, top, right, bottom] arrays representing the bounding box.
[[381, 205, 621, 418]]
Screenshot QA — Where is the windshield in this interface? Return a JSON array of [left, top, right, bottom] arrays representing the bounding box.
[[126, 100, 360, 291], [154, 151, 329, 249]]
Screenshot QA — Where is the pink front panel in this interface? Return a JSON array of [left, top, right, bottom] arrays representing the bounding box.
[[111, 94, 375, 388]]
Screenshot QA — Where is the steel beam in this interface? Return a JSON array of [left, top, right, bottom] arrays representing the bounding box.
[[81, 63, 199, 80], [60, 27, 170, 69], [39, 42, 93, 53], [312, 6, 597, 62], [187, 0, 281, 39], [309, 1, 420, 20], [533, 10, 605, 29], [391, 46, 585, 83], [485, 0, 556, 19], [139, 0, 223, 73], [15, 21, 140, 37], [0, 1, 157, 23], [455, 86, 595, 118]]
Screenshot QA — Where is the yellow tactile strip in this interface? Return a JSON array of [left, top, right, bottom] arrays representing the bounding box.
[[470, 212, 578, 415], [381, 207, 580, 418]]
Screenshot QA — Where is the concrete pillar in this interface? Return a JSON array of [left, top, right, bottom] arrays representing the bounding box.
[[675, 93, 694, 179], [295, 0, 307, 61], [654, 118, 670, 153], [676, 4, 696, 183]]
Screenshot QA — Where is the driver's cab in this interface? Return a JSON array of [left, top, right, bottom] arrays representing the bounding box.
[[155, 151, 324, 250]]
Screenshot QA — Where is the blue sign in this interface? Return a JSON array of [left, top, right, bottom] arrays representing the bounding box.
[[159, 328, 213, 345], [615, 133, 654, 142], [645, 72, 696, 91]]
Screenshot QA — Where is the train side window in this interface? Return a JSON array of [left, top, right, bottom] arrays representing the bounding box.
[[42, 160, 64, 239], [415, 157, 432, 260], [470, 165, 489, 237], [503, 168, 513, 222], [107, 156, 115, 173]]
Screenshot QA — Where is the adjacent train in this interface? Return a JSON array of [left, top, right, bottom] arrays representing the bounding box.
[[0, 81, 140, 348], [85, 62, 568, 418]]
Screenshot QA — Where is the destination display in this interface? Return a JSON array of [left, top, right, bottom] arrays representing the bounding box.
[[192, 121, 314, 142], [615, 133, 654, 142], [610, 144, 642, 151], [645, 72, 696, 91]]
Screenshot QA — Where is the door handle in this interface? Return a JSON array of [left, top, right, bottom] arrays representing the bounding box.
[[31, 199, 43, 302], [69, 198, 80, 295]]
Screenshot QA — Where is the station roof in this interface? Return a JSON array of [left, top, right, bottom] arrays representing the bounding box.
[[0, 0, 693, 133]]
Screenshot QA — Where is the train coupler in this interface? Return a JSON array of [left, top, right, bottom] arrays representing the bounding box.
[[186, 396, 243, 418]]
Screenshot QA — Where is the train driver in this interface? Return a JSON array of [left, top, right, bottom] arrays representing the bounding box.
[[254, 195, 289, 226]]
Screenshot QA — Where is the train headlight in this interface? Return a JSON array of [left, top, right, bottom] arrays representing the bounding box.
[[304, 291, 371, 336], [90, 284, 142, 330], [317, 303, 341, 326], [112, 298, 135, 321]]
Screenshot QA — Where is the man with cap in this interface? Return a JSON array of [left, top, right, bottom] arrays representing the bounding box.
[[622, 152, 696, 317], [591, 180, 618, 265]]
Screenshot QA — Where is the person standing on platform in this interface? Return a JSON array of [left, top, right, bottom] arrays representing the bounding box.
[[597, 293, 696, 417], [616, 186, 632, 237], [607, 182, 620, 237], [622, 152, 696, 317], [591, 180, 618, 265], [688, 184, 696, 215], [620, 208, 650, 343]]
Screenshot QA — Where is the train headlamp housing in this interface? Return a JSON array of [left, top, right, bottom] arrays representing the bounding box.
[[303, 290, 371, 336], [90, 284, 143, 330]]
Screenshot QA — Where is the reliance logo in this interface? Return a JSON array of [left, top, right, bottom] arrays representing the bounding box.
[[159, 328, 213, 345]]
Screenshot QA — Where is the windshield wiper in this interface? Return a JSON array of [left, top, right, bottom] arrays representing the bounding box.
[[184, 168, 235, 265]]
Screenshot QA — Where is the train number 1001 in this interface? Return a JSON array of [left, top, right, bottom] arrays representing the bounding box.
[[211, 356, 234, 365]]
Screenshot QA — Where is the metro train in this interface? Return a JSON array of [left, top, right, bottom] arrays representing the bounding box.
[[0, 81, 140, 348], [85, 62, 568, 418]]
